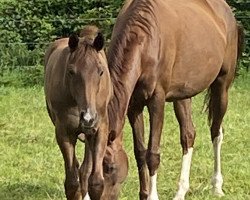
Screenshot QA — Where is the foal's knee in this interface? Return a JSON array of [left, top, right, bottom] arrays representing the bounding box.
[[88, 173, 104, 199], [64, 179, 81, 200], [146, 151, 160, 176]]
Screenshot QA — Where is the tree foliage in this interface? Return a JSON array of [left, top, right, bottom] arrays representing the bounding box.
[[0, 0, 249, 86], [227, 0, 250, 69]]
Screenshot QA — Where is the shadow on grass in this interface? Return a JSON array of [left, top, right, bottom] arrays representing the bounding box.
[[0, 182, 64, 200]]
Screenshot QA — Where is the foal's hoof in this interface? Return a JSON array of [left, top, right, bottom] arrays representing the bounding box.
[[212, 188, 225, 197]]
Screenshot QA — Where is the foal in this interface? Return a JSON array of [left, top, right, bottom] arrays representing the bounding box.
[[45, 26, 113, 199]]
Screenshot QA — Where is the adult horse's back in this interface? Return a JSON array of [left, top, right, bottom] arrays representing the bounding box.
[[107, 0, 244, 199]]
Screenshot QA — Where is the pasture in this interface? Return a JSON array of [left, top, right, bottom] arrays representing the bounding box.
[[0, 71, 249, 200]]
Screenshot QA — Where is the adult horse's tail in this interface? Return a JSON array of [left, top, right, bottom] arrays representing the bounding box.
[[237, 24, 245, 61], [205, 24, 245, 124]]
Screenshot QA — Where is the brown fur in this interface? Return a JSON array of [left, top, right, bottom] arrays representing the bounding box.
[[44, 25, 127, 200], [106, 0, 242, 199]]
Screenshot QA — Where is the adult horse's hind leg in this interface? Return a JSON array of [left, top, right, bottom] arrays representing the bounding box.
[[173, 99, 196, 200], [208, 76, 230, 197], [128, 98, 149, 200], [208, 29, 238, 194], [55, 124, 82, 200]]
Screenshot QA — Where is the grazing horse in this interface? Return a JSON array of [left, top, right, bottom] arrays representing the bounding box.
[[44, 25, 127, 200], [106, 0, 244, 199]]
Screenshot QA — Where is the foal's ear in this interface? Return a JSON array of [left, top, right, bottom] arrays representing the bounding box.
[[93, 32, 104, 52], [68, 33, 79, 51]]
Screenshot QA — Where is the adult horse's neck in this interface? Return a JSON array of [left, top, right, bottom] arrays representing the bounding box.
[[107, 0, 157, 138], [107, 37, 141, 137]]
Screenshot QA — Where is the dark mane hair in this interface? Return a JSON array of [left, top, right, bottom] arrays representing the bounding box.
[[107, 0, 157, 130], [107, 1, 156, 79]]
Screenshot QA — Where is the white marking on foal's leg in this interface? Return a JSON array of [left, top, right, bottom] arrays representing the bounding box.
[[173, 148, 193, 200], [147, 174, 159, 200], [83, 192, 91, 200], [211, 127, 224, 196]]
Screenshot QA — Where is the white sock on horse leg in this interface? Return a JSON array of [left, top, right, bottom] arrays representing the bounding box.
[[148, 173, 159, 200], [83, 192, 91, 200], [211, 127, 224, 196], [173, 147, 193, 200]]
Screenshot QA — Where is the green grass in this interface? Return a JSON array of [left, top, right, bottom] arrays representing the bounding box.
[[0, 72, 249, 200]]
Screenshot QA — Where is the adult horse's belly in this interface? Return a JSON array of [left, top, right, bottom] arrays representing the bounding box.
[[165, 53, 223, 101]]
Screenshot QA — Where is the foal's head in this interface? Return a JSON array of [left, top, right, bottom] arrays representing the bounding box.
[[66, 26, 107, 133]]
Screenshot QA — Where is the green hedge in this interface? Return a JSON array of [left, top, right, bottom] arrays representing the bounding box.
[[0, 0, 123, 86], [227, 0, 250, 69], [0, 0, 249, 86]]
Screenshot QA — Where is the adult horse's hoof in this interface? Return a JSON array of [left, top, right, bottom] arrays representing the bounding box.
[[173, 197, 184, 200], [147, 193, 159, 200], [212, 187, 225, 197]]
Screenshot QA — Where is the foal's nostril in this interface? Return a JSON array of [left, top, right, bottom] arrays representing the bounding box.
[[80, 110, 97, 127]]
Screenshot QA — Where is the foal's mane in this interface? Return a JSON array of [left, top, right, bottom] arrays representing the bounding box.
[[107, 0, 157, 129]]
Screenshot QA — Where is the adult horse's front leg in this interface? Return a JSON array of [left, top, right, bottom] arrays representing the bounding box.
[[146, 89, 166, 200], [173, 99, 195, 200], [55, 124, 82, 200], [128, 99, 149, 200]]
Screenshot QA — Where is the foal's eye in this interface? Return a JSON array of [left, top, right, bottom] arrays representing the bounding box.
[[99, 70, 104, 76]]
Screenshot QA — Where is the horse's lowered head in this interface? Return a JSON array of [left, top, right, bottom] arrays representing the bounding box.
[[66, 26, 108, 134]]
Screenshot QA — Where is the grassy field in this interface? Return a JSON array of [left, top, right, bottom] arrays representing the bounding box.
[[0, 72, 249, 200]]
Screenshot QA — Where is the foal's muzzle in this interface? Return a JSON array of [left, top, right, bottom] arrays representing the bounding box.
[[79, 109, 98, 133]]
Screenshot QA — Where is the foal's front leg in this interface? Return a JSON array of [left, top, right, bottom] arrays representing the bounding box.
[[146, 89, 166, 200], [173, 99, 195, 200], [80, 139, 92, 200], [88, 119, 109, 199], [56, 124, 82, 200]]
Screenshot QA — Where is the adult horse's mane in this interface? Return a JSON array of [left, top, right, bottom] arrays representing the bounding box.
[[107, 0, 156, 124], [108, 0, 155, 76]]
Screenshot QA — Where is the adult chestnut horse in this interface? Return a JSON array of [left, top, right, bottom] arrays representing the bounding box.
[[107, 0, 244, 199], [44, 26, 128, 200]]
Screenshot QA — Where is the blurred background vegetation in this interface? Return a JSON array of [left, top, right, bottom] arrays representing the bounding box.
[[0, 0, 249, 87]]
